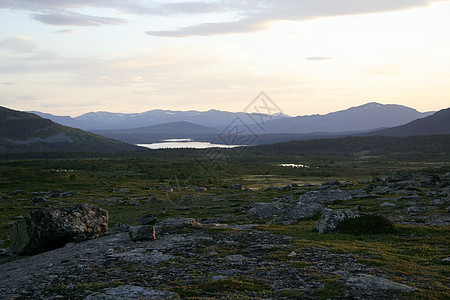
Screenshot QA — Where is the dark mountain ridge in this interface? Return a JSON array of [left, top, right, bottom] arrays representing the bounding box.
[[0, 106, 140, 153], [365, 107, 450, 136]]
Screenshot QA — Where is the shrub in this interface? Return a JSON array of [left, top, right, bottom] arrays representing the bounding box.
[[335, 214, 395, 234]]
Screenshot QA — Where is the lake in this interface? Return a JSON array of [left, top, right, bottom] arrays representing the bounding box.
[[138, 139, 242, 149]]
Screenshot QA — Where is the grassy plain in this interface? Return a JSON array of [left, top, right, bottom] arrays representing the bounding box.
[[0, 149, 449, 298]]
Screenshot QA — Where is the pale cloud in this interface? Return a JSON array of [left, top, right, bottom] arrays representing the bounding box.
[[1, 0, 448, 31], [147, 18, 270, 37], [53, 29, 78, 35], [0, 36, 36, 53], [306, 57, 332, 61], [33, 13, 125, 26], [145, 0, 450, 37]]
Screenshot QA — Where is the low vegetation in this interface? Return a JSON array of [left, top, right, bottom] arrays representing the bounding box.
[[0, 144, 449, 299]]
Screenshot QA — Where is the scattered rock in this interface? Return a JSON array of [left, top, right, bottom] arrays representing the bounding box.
[[249, 202, 285, 219], [30, 196, 50, 207], [299, 189, 352, 204], [372, 186, 393, 194], [322, 180, 340, 186], [263, 186, 279, 191], [431, 198, 450, 205], [10, 204, 108, 255], [114, 223, 131, 233], [385, 173, 411, 183], [230, 184, 242, 190], [9, 190, 25, 196], [129, 218, 198, 241], [128, 225, 156, 242], [158, 217, 197, 228], [407, 206, 428, 214], [139, 213, 158, 225]]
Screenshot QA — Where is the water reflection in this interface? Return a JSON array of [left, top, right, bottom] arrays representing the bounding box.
[[138, 140, 241, 149]]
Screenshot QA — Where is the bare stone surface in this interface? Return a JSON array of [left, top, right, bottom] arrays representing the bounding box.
[[9, 204, 108, 255]]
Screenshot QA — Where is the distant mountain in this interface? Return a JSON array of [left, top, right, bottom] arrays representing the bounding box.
[[366, 108, 450, 136], [95, 121, 220, 144], [32, 102, 432, 134], [0, 106, 140, 153], [32, 109, 290, 131], [260, 102, 433, 134]]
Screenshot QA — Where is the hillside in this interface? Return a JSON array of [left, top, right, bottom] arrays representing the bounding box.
[[94, 121, 219, 143], [247, 135, 450, 158], [366, 108, 450, 136], [0, 106, 141, 153]]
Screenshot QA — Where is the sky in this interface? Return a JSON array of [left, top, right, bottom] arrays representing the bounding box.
[[0, 0, 449, 117]]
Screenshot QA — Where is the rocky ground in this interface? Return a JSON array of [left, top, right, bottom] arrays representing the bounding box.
[[0, 171, 449, 299], [0, 223, 416, 300]]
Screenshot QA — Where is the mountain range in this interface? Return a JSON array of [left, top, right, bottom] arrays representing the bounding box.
[[0, 106, 140, 153], [1, 103, 449, 153], [32, 102, 433, 135]]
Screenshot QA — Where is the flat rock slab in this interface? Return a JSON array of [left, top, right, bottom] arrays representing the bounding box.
[[108, 250, 173, 265], [85, 285, 178, 299], [344, 273, 416, 292], [0, 226, 417, 299]]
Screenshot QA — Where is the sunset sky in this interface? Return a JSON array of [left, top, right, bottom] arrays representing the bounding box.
[[1, 0, 449, 117]]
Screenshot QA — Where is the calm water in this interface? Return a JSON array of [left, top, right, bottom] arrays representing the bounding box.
[[276, 163, 310, 168], [138, 139, 242, 149]]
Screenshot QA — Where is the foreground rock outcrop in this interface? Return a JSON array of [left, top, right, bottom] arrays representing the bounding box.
[[10, 204, 108, 255], [316, 209, 395, 234]]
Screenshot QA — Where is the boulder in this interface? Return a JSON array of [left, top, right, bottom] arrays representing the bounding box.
[[129, 225, 155, 241], [316, 209, 395, 234], [284, 201, 324, 220], [10, 204, 108, 255], [139, 213, 158, 225], [316, 209, 360, 234], [230, 184, 242, 190]]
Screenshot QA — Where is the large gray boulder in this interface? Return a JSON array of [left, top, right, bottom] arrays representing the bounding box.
[[286, 201, 324, 220], [316, 209, 360, 234], [316, 209, 395, 234], [249, 200, 324, 224], [10, 204, 108, 255]]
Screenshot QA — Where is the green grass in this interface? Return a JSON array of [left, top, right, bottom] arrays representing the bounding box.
[[264, 222, 450, 299], [1, 154, 449, 298]]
